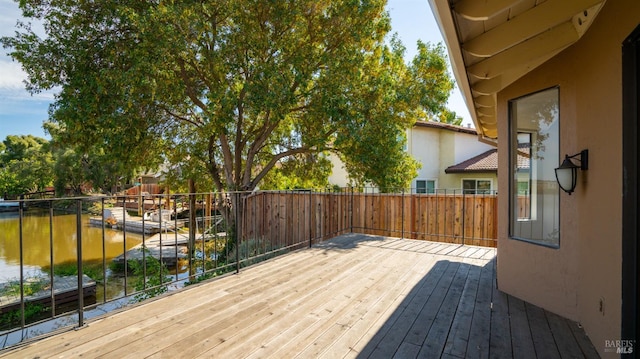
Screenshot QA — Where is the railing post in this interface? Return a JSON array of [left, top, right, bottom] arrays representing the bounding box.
[[157, 195, 163, 287], [188, 182, 196, 280], [18, 200, 25, 332], [122, 205, 128, 295], [49, 200, 56, 317], [101, 197, 107, 304], [235, 192, 241, 274], [173, 196, 179, 282], [76, 199, 84, 328]]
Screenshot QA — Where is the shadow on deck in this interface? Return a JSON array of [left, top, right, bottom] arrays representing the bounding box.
[[355, 259, 599, 359]]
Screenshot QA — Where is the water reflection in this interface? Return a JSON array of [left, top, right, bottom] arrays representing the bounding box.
[[0, 210, 142, 281]]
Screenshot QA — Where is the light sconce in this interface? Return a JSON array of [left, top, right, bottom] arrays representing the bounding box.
[[555, 149, 589, 195]]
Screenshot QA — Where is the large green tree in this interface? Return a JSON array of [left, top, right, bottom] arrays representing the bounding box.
[[2, 0, 454, 195], [0, 135, 54, 196]]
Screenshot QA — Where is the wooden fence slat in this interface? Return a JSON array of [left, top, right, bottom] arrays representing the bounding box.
[[242, 192, 498, 249]]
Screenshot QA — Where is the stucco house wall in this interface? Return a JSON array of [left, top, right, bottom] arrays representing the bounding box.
[[408, 122, 496, 191], [327, 152, 350, 188], [496, 0, 639, 352], [452, 130, 492, 164], [408, 124, 441, 184], [329, 122, 497, 191]]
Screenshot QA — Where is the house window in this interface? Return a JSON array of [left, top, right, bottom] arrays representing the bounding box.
[[416, 179, 435, 194], [509, 87, 560, 247], [462, 179, 492, 194]]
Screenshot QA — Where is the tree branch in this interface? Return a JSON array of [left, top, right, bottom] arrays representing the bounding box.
[[158, 104, 203, 127], [176, 58, 210, 114], [251, 146, 314, 189]]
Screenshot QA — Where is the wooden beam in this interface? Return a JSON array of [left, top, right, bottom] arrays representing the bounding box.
[[467, 22, 578, 79], [480, 122, 498, 139], [474, 95, 495, 108], [477, 107, 496, 118], [472, 77, 504, 95], [471, 57, 551, 95], [455, 0, 520, 21], [462, 0, 603, 57]]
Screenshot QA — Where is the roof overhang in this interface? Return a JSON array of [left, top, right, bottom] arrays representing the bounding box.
[[428, 0, 607, 141]]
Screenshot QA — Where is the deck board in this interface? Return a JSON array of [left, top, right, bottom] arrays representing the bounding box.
[[0, 234, 599, 359], [526, 301, 562, 359], [507, 296, 537, 359], [441, 262, 481, 358], [417, 263, 471, 358], [489, 271, 512, 358]]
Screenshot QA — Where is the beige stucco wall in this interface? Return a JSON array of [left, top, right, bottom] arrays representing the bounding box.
[[409, 126, 441, 181], [496, 1, 639, 355], [327, 152, 351, 188], [408, 124, 495, 191]]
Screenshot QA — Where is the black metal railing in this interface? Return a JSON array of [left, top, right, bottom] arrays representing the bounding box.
[[0, 188, 497, 349]]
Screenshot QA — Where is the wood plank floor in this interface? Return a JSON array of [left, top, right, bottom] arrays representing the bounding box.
[[0, 234, 599, 358]]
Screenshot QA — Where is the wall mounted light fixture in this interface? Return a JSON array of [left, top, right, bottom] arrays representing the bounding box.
[[555, 149, 589, 195]]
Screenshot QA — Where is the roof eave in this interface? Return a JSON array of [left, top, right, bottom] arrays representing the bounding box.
[[427, 0, 607, 143], [428, 0, 493, 139]]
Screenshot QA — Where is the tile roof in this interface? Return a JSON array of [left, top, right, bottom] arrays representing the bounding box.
[[445, 148, 530, 173]]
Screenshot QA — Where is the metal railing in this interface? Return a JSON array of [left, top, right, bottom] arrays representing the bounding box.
[[0, 188, 497, 349]]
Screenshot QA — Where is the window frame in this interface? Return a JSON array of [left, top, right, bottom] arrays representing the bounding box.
[[508, 86, 561, 248], [461, 178, 493, 194], [415, 179, 436, 194]]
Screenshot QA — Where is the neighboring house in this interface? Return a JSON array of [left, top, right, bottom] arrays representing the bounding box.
[[443, 148, 498, 194], [429, 0, 639, 355], [407, 121, 497, 193], [445, 144, 531, 195], [327, 153, 351, 188], [328, 121, 500, 192]]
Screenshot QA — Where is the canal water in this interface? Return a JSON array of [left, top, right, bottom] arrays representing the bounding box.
[[0, 210, 142, 283]]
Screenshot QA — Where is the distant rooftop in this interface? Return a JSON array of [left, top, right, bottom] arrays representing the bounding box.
[[445, 148, 530, 173], [413, 121, 477, 135]]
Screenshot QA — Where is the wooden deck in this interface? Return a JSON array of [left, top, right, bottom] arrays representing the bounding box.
[[0, 234, 599, 358]]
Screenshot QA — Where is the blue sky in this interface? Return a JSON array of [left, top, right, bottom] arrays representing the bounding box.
[[0, 0, 471, 141]]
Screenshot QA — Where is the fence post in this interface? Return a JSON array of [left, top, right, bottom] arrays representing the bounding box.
[[461, 189, 466, 246], [76, 199, 85, 328], [309, 191, 313, 248], [401, 188, 405, 239], [350, 187, 354, 234]]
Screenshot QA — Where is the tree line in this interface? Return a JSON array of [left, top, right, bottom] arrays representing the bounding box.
[[0, 134, 129, 198]]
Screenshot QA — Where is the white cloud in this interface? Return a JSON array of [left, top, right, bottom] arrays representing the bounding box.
[[0, 58, 26, 90]]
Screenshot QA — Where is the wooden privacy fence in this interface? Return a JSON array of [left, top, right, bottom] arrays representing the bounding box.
[[242, 190, 498, 248]]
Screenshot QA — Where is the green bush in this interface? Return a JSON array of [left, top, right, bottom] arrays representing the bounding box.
[[127, 248, 172, 302]]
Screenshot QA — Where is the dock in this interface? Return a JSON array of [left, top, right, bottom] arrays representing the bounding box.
[[0, 275, 96, 315], [112, 232, 193, 268], [0, 199, 20, 213], [88, 207, 185, 234]]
